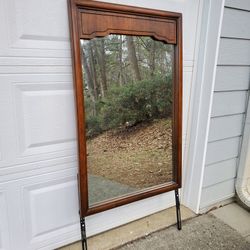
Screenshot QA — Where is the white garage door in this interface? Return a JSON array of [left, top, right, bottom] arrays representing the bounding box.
[[0, 0, 200, 249]]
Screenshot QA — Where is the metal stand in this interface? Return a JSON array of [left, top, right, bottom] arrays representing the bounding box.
[[80, 217, 88, 250], [79, 191, 180, 250], [175, 189, 182, 230]]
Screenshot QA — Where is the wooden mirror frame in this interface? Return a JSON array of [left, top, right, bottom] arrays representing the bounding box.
[[68, 0, 182, 216]]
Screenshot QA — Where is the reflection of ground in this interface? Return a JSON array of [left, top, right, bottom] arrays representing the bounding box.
[[88, 175, 137, 204], [87, 119, 173, 190]]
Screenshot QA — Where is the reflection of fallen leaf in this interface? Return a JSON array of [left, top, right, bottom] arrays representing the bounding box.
[[87, 119, 173, 188]]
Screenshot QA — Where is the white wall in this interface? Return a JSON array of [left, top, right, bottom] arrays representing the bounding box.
[[0, 0, 202, 249], [181, 0, 226, 213], [200, 0, 250, 210]]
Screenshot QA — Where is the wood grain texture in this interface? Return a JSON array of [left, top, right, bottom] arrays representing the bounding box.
[[79, 10, 176, 43], [68, 0, 89, 215], [68, 0, 182, 216]]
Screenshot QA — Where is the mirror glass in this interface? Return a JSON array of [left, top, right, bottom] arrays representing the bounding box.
[[80, 35, 174, 205]]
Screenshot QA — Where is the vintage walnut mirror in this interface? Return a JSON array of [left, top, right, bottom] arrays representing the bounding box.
[[68, 0, 182, 223]]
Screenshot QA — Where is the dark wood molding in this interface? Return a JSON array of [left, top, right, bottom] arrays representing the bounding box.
[[68, 0, 183, 217], [78, 9, 176, 43]]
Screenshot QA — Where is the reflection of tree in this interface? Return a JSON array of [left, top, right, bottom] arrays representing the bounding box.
[[149, 40, 156, 77], [88, 43, 98, 100], [126, 36, 141, 81], [81, 35, 174, 137], [82, 35, 173, 100], [118, 35, 124, 86], [93, 39, 107, 97]]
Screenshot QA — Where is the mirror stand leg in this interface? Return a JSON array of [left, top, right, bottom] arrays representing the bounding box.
[[80, 217, 88, 250], [175, 189, 182, 230]]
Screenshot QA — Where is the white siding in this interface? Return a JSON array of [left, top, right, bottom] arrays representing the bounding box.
[[218, 39, 250, 65], [200, 179, 235, 209], [203, 158, 237, 188], [211, 91, 248, 117], [221, 8, 250, 39], [209, 114, 244, 142], [225, 0, 250, 11], [200, 4, 250, 209], [206, 137, 240, 165], [215, 66, 250, 91]]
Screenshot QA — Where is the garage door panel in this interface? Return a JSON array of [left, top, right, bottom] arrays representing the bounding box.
[[22, 176, 79, 242], [0, 168, 79, 250], [13, 82, 76, 157], [0, 74, 77, 173], [1, 0, 70, 53], [0, 0, 201, 249], [0, 189, 10, 250]]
